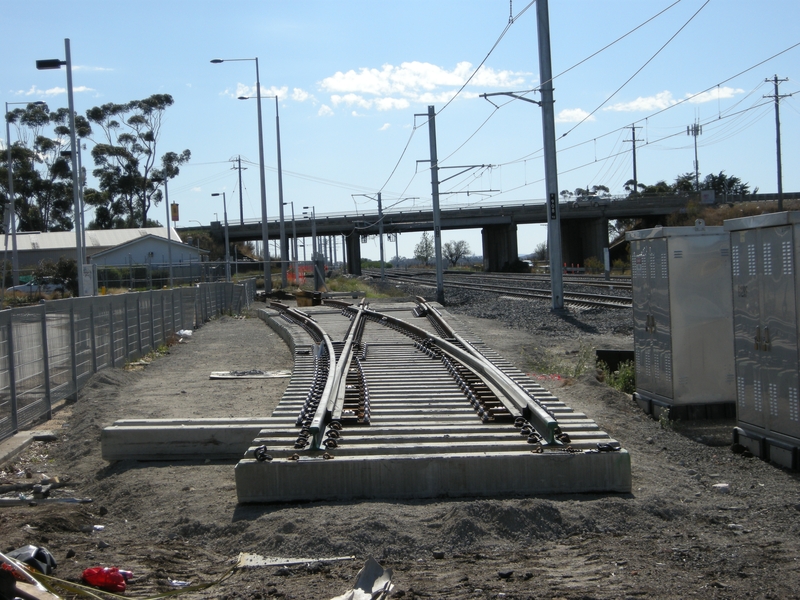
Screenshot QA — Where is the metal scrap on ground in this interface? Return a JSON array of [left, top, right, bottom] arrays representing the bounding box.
[[236, 553, 355, 568], [209, 369, 292, 379]]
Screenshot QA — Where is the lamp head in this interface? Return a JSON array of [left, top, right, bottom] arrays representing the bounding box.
[[36, 59, 64, 70], [210, 59, 224, 64]]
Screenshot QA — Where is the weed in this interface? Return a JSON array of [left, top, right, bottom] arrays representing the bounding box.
[[526, 343, 596, 379], [599, 359, 636, 394]]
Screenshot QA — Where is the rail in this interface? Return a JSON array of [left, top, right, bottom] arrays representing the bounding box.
[[270, 296, 560, 448]]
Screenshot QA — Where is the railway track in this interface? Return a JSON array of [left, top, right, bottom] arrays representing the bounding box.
[[236, 298, 631, 502], [363, 269, 633, 309]]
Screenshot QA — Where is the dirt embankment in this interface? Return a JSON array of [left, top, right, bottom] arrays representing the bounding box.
[[1, 305, 800, 599]]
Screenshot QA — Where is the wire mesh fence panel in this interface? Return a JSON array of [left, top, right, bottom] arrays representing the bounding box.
[[0, 281, 251, 443], [111, 296, 128, 366], [45, 303, 75, 404], [0, 314, 15, 440], [151, 291, 164, 349], [177, 288, 191, 330], [73, 298, 95, 386], [93, 301, 112, 371], [12, 307, 49, 429], [126, 295, 141, 361], [139, 293, 153, 356]]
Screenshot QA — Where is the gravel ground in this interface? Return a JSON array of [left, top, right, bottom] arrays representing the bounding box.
[[1, 290, 800, 600]]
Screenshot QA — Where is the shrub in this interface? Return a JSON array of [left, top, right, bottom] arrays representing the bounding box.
[[600, 359, 636, 394]]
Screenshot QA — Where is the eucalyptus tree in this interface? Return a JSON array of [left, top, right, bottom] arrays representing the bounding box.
[[2, 102, 91, 232], [86, 94, 190, 228]]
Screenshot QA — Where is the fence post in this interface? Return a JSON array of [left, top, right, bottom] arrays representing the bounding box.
[[89, 300, 98, 373], [136, 294, 143, 357], [160, 292, 166, 345], [150, 290, 156, 350], [7, 319, 18, 433], [69, 304, 78, 401], [123, 294, 130, 362], [109, 298, 117, 368], [40, 304, 52, 419]]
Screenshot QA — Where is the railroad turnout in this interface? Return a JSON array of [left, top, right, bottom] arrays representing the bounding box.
[[236, 298, 631, 502]]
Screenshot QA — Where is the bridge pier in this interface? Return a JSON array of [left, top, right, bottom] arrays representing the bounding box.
[[482, 224, 519, 272], [345, 231, 362, 276], [560, 217, 609, 269]]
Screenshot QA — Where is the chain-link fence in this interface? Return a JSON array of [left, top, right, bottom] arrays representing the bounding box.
[[0, 279, 256, 442]]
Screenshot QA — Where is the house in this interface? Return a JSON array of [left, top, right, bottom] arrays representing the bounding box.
[[3, 227, 205, 269]]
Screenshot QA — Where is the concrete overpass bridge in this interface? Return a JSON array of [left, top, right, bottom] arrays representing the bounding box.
[[178, 193, 797, 274]]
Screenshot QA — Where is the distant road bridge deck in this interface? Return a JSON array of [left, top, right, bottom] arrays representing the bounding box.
[[178, 193, 798, 273]]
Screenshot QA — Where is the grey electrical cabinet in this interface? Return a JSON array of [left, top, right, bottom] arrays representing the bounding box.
[[627, 221, 736, 419], [725, 211, 800, 469]]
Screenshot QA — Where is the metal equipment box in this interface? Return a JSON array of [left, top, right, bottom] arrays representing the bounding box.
[[724, 211, 800, 469], [626, 220, 736, 420]]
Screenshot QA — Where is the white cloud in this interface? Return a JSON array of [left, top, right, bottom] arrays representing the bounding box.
[[319, 61, 529, 112], [318, 105, 334, 117], [292, 88, 312, 102], [191, 187, 202, 192], [604, 91, 676, 112], [374, 97, 410, 111], [379, 123, 390, 131], [331, 94, 374, 109], [73, 65, 113, 72], [604, 87, 745, 112], [556, 108, 594, 123], [17, 85, 93, 97], [687, 86, 744, 104], [233, 83, 288, 100]]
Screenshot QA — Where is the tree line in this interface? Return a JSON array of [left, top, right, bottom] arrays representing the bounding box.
[[1, 95, 190, 234]]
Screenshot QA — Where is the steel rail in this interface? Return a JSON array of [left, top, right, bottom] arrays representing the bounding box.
[[328, 300, 367, 423], [270, 301, 338, 450], [412, 298, 559, 443], [342, 300, 559, 444], [363, 270, 632, 309]]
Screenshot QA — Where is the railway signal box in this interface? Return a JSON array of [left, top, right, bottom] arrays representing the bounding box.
[[627, 221, 736, 420], [724, 211, 800, 469]]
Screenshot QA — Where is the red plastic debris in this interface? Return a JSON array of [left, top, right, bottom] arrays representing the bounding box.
[[82, 566, 131, 592]]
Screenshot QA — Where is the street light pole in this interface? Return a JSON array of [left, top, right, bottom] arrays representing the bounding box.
[[285, 201, 298, 284], [37, 39, 84, 296], [212, 192, 231, 282], [303, 206, 317, 259], [165, 178, 173, 287], [352, 192, 386, 280], [211, 57, 271, 293], [237, 94, 287, 288]]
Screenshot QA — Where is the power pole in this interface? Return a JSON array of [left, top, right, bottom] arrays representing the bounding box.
[[625, 124, 642, 193], [764, 75, 792, 211], [232, 156, 246, 226], [687, 121, 702, 191], [537, 0, 564, 310], [416, 105, 445, 304]]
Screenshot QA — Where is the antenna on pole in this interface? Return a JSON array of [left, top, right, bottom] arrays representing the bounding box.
[[687, 122, 703, 191]]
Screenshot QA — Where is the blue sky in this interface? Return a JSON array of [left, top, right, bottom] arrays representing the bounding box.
[[3, 0, 799, 261]]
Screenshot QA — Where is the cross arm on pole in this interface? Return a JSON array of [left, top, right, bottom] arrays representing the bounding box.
[[480, 90, 542, 107]]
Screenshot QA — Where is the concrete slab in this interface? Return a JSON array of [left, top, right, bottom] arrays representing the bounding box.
[[236, 450, 632, 502], [101, 419, 274, 461]]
